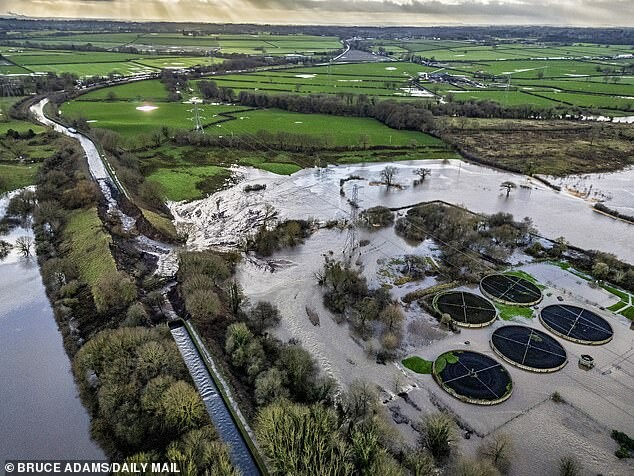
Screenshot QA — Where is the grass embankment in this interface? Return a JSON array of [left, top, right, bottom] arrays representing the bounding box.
[[440, 118, 634, 176], [63, 208, 117, 288], [140, 208, 179, 241], [495, 303, 534, 321], [504, 269, 539, 284], [402, 356, 434, 374]]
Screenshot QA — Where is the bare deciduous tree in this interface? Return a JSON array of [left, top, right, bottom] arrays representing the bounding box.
[[479, 433, 514, 474], [15, 236, 33, 257], [381, 166, 398, 187], [413, 167, 432, 184]]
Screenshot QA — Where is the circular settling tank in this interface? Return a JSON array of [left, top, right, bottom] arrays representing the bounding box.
[[480, 274, 542, 306], [432, 350, 513, 405], [433, 291, 498, 328], [540, 304, 613, 345], [491, 325, 568, 372]]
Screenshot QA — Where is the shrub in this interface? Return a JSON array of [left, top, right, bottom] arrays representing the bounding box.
[[184, 288, 221, 321], [559, 455, 581, 476], [421, 412, 457, 462], [93, 271, 136, 314]]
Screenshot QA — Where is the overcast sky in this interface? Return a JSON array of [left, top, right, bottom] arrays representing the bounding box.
[[1, 0, 631, 27]]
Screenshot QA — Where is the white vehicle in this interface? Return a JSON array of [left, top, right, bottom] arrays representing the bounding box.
[[68, 127, 77, 134]]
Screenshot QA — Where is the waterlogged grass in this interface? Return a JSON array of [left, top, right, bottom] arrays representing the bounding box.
[[255, 162, 301, 175], [0, 164, 39, 194], [147, 165, 231, 201], [402, 356, 433, 374], [63, 208, 117, 288], [608, 301, 628, 312], [495, 303, 534, 321]]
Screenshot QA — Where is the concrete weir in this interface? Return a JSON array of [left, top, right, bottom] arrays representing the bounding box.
[[169, 322, 262, 476]]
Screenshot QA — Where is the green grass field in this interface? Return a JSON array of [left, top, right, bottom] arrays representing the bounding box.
[[147, 165, 231, 201], [61, 100, 247, 137], [495, 303, 534, 321], [402, 356, 433, 374], [31, 62, 158, 77], [534, 91, 634, 110], [448, 89, 560, 107], [77, 80, 170, 101], [0, 164, 39, 194], [213, 109, 441, 147]]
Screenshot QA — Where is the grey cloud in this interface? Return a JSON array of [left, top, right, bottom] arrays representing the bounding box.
[[2, 0, 632, 26]]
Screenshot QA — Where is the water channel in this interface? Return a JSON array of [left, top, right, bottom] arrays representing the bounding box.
[[0, 191, 104, 463]]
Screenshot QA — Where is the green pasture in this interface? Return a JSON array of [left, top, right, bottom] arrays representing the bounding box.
[[133, 56, 224, 69], [452, 59, 611, 79], [290, 62, 437, 78], [60, 100, 247, 137], [30, 61, 158, 77], [0, 164, 39, 194], [212, 109, 441, 147], [198, 75, 412, 97], [536, 91, 634, 110], [515, 79, 634, 95], [447, 89, 560, 107], [4, 50, 145, 65], [0, 64, 30, 74], [77, 80, 169, 101], [147, 165, 231, 201]]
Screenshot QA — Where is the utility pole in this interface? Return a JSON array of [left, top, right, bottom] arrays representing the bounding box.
[[189, 99, 205, 133]]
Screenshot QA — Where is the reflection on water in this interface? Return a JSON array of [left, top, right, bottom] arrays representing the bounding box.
[[0, 193, 104, 462]]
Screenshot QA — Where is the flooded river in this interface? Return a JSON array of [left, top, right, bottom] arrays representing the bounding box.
[[172, 159, 634, 264], [0, 192, 104, 462]]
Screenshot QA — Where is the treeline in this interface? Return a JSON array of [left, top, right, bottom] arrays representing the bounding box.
[[527, 238, 634, 293], [593, 202, 634, 225], [196, 85, 586, 133], [160, 70, 189, 102], [74, 326, 238, 471]]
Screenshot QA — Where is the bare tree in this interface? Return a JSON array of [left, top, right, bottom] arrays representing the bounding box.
[[380, 166, 398, 187], [413, 167, 432, 184], [500, 181, 516, 198], [479, 433, 514, 474], [15, 236, 33, 257]]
